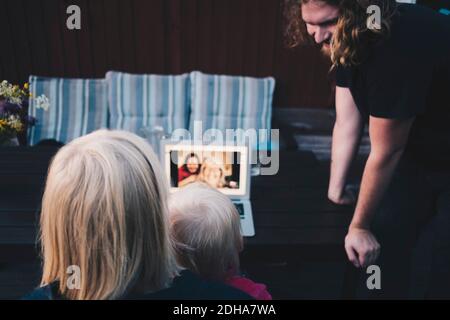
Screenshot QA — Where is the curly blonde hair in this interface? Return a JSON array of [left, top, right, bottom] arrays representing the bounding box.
[[284, 0, 398, 66]]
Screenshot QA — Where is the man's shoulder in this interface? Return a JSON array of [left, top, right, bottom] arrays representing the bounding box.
[[369, 4, 448, 58], [391, 4, 449, 50]]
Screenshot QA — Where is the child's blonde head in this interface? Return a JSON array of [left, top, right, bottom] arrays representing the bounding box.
[[168, 182, 243, 281], [39, 130, 179, 300]]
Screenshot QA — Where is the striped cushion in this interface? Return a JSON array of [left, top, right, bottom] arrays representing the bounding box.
[[189, 71, 275, 149], [106, 71, 190, 135], [28, 76, 108, 145]]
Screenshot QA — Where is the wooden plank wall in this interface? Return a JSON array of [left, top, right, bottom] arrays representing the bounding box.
[[0, 0, 334, 109], [1, 0, 444, 108]]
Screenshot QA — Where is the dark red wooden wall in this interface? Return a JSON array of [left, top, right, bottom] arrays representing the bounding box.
[[0, 0, 335, 109]]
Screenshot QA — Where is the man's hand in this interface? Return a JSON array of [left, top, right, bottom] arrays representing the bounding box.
[[345, 227, 380, 268]]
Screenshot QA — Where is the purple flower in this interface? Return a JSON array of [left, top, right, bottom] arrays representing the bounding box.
[[0, 100, 6, 115], [0, 100, 22, 115], [4, 102, 21, 113], [21, 99, 29, 109]]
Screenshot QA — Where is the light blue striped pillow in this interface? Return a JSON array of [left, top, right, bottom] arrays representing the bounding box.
[[106, 71, 190, 135], [28, 76, 108, 146], [189, 71, 275, 149]]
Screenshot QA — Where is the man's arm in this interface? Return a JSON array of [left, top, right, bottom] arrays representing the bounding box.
[[345, 116, 415, 268], [350, 116, 415, 228], [328, 86, 364, 204]]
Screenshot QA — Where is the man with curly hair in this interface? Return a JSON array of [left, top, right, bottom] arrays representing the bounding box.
[[285, 0, 450, 298]]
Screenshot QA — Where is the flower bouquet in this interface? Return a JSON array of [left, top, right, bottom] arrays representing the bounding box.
[[0, 80, 49, 146]]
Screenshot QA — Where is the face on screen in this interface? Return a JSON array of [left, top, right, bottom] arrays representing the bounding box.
[[200, 163, 223, 188], [186, 158, 200, 174], [185, 154, 201, 174], [170, 150, 241, 190]]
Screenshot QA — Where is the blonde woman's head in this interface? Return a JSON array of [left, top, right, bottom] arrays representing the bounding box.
[[168, 183, 243, 282], [39, 129, 179, 300], [197, 158, 226, 189]]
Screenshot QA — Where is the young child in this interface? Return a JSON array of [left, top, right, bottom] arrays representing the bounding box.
[[168, 182, 272, 300]]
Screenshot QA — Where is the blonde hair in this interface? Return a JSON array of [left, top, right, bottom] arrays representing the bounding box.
[[168, 183, 243, 282], [39, 130, 180, 300], [284, 0, 397, 66], [197, 158, 226, 188]]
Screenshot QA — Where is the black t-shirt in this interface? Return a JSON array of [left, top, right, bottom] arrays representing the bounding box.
[[336, 4, 450, 171], [22, 270, 253, 300]]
